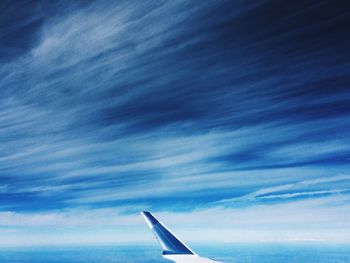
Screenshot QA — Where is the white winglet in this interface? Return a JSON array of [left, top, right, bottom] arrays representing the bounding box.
[[141, 211, 221, 263]]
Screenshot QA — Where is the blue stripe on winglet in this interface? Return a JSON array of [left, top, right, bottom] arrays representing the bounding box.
[[142, 211, 159, 225]]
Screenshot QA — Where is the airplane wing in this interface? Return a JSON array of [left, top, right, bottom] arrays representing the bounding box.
[[141, 211, 221, 263]]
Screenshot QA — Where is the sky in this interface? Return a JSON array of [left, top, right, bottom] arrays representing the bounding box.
[[0, 0, 350, 246]]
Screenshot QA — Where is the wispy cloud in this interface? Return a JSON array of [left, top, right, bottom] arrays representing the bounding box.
[[0, 0, 349, 245], [215, 175, 350, 204]]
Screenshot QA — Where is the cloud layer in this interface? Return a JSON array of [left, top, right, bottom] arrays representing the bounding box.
[[0, 0, 349, 244]]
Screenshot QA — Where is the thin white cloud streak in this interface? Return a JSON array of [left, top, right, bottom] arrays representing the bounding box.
[[67, 168, 333, 204], [260, 189, 350, 200], [215, 175, 350, 204], [255, 175, 350, 197]]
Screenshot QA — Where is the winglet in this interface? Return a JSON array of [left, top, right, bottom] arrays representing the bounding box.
[[141, 211, 196, 255]]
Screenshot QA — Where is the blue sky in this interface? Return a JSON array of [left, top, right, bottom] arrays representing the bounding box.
[[0, 0, 350, 246]]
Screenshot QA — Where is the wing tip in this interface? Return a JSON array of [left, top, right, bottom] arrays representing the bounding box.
[[141, 211, 197, 256], [141, 211, 159, 227]]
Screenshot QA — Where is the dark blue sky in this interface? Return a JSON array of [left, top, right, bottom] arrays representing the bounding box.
[[0, 0, 350, 245]]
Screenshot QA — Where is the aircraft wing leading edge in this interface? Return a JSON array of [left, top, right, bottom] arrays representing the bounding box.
[[141, 211, 221, 263]]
